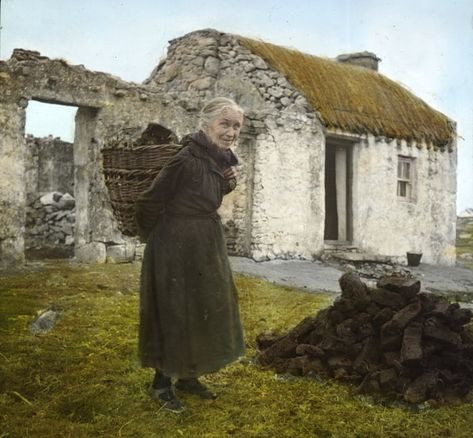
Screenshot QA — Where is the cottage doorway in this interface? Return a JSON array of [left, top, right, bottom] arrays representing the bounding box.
[[324, 139, 353, 242]]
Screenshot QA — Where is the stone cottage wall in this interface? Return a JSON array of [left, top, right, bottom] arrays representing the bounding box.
[[351, 135, 457, 265], [147, 29, 326, 260]]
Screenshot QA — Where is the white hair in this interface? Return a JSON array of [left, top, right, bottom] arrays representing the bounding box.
[[198, 97, 244, 130]]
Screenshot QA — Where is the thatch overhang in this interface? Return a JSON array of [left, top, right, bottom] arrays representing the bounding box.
[[239, 37, 454, 147]]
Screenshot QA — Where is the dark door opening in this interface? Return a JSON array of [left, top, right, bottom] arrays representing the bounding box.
[[324, 140, 353, 242], [324, 145, 338, 240]]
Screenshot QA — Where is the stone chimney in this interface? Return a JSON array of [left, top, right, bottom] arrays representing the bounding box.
[[336, 51, 381, 71]]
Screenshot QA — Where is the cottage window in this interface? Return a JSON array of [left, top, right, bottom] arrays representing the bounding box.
[[397, 156, 415, 200]]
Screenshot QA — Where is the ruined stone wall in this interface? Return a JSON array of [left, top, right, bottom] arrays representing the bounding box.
[[0, 49, 191, 268], [25, 191, 76, 258], [147, 29, 326, 260], [351, 135, 457, 265], [25, 135, 74, 195], [0, 96, 26, 269]]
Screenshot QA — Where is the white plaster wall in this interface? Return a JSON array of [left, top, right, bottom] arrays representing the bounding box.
[[352, 135, 457, 265], [250, 113, 325, 261]]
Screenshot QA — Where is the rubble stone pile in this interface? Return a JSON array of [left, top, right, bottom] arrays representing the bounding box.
[[257, 272, 473, 404], [25, 191, 75, 256]]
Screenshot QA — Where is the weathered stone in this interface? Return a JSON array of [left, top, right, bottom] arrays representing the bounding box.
[[57, 193, 75, 210], [204, 56, 220, 75], [40, 191, 62, 206], [75, 242, 106, 264], [252, 57, 268, 70], [196, 36, 217, 47], [243, 63, 256, 73], [280, 97, 291, 107], [106, 242, 135, 263], [191, 56, 205, 67], [30, 309, 59, 334], [189, 77, 213, 90], [268, 86, 284, 98]]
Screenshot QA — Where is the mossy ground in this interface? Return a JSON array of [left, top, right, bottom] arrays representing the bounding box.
[[1, 261, 473, 438], [457, 218, 473, 270]]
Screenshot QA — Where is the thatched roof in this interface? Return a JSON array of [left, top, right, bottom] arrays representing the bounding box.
[[239, 37, 453, 147]]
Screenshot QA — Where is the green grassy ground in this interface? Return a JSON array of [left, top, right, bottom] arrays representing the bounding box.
[[1, 261, 473, 438], [457, 218, 473, 270]]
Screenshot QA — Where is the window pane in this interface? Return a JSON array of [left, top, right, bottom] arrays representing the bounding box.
[[398, 181, 407, 197], [404, 162, 410, 179]]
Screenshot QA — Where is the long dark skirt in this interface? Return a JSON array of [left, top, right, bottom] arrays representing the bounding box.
[[138, 214, 245, 378]]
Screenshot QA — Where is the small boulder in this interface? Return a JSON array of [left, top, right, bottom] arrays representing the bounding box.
[[30, 309, 59, 334]]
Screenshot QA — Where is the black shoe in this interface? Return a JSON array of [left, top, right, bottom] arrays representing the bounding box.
[[149, 386, 186, 413], [175, 378, 218, 400]]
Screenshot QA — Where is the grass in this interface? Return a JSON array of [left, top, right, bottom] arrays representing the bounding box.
[[457, 218, 473, 270], [1, 261, 473, 437]]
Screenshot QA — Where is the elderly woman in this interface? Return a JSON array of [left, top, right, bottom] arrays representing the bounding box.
[[135, 97, 246, 412]]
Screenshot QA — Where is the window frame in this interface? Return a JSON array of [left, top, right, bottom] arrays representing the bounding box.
[[397, 155, 416, 202]]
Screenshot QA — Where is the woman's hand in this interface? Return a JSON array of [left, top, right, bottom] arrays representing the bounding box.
[[223, 166, 238, 180]]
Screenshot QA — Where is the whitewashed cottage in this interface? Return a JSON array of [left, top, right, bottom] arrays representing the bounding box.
[[145, 29, 457, 266]]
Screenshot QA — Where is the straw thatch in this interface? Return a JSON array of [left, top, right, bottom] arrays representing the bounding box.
[[239, 37, 453, 147]]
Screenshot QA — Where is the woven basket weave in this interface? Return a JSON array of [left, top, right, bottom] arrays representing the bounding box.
[[102, 143, 182, 236]]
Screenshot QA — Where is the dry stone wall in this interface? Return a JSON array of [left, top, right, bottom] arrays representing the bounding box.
[[25, 191, 75, 258]]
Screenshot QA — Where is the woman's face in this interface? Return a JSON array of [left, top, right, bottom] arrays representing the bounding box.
[[205, 107, 244, 149]]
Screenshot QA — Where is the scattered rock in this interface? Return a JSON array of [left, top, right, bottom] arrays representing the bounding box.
[[56, 193, 75, 210], [75, 242, 107, 264], [30, 309, 59, 334]]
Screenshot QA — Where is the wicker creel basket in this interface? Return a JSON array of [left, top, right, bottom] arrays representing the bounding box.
[[102, 143, 182, 236]]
